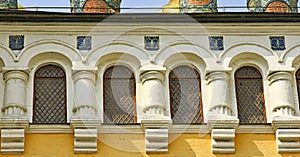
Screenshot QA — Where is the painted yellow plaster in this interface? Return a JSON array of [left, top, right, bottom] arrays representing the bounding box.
[[0, 133, 300, 157]]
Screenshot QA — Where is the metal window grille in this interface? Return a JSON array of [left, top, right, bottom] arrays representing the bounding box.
[[296, 69, 300, 110], [33, 65, 67, 124], [169, 65, 203, 124], [103, 65, 136, 124], [235, 66, 266, 124]]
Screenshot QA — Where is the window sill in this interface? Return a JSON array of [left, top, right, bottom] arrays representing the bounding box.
[[28, 124, 73, 133], [27, 124, 274, 134]]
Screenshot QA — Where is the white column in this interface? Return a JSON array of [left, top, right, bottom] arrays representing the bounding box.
[[2, 71, 28, 117], [140, 70, 171, 153], [206, 71, 238, 154], [268, 71, 295, 116], [71, 70, 100, 154], [269, 71, 300, 153], [1, 71, 28, 154], [206, 71, 232, 116], [72, 71, 97, 118], [140, 71, 166, 117]]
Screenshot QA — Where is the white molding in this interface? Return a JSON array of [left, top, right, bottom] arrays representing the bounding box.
[[28, 125, 73, 134], [25, 124, 277, 134]]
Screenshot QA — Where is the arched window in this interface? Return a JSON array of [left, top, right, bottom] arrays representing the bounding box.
[[33, 65, 67, 124], [169, 65, 203, 124], [235, 66, 266, 124], [103, 65, 136, 124], [296, 69, 300, 110]]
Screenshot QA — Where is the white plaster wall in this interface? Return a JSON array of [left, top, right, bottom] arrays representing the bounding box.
[[1, 20, 300, 124]]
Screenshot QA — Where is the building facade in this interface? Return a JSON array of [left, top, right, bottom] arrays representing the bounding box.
[[0, 0, 300, 156], [0, 12, 299, 156]]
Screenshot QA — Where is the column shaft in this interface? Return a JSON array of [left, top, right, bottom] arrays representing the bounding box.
[[72, 71, 97, 118], [268, 71, 294, 116], [2, 71, 28, 117], [206, 71, 232, 116], [140, 71, 166, 117]]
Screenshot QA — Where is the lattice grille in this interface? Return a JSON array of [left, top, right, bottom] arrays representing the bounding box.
[[235, 66, 266, 124], [296, 69, 300, 110], [33, 65, 67, 124], [169, 65, 203, 124], [104, 65, 136, 124]]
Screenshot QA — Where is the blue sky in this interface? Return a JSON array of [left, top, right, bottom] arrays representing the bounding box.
[[17, 0, 298, 12]]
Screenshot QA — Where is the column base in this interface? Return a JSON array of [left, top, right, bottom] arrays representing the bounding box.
[[272, 116, 300, 153], [0, 119, 28, 154], [208, 116, 239, 154], [141, 119, 172, 153], [71, 119, 101, 154]]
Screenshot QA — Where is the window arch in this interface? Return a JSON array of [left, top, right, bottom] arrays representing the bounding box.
[[169, 65, 203, 124], [33, 64, 67, 124], [296, 69, 300, 110], [103, 65, 136, 124], [235, 66, 266, 124]]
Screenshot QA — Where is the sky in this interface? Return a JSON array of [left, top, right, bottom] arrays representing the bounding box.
[[17, 0, 299, 13]]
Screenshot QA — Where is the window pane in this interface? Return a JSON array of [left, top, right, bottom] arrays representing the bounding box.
[[33, 65, 67, 124], [103, 65, 136, 124], [235, 66, 266, 124], [169, 65, 203, 124]]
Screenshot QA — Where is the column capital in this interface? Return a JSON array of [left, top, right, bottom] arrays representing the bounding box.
[[205, 71, 229, 85], [3, 70, 28, 82], [72, 70, 96, 83], [140, 70, 164, 84], [268, 71, 292, 85]]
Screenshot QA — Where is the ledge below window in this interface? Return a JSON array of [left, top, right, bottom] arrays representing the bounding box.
[[27, 124, 274, 134]]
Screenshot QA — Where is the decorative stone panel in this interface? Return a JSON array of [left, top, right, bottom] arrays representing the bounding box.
[[276, 129, 300, 152], [9, 35, 24, 50], [144, 36, 159, 51], [209, 36, 224, 51], [208, 118, 239, 154], [77, 36, 92, 51], [211, 129, 235, 153], [141, 120, 172, 153], [270, 36, 286, 51], [0, 120, 28, 154], [71, 120, 101, 154], [273, 118, 300, 153]]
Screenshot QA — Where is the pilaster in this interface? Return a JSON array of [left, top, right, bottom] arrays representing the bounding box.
[[140, 70, 167, 117], [206, 71, 239, 153], [206, 71, 233, 116], [1, 70, 29, 154], [72, 70, 97, 119], [2, 71, 28, 118], [269, 71, 300, 152], [140, 67, 172, 153], [268, 71, 295, 117], [72, 70, 100, 153]]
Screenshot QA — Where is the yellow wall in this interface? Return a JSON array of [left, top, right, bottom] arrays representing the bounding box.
[[1, 133, 300, 157]]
